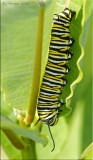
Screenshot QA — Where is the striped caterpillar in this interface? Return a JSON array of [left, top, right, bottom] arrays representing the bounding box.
[[36, 8, 76, 151]]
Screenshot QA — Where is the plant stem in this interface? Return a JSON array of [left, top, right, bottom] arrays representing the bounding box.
[[2, 129, 26, 150], [25, 2, 45, 125], [65, 0, 70, 8], [80, 142, 93, 159], [21, 139, 37, 160]]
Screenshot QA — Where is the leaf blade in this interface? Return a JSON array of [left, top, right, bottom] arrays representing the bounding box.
[[1, 114, 48, 146]]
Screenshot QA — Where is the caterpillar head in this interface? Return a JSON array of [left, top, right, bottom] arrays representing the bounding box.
[[48, 114, 58, 126], [47, 114, 58, 152]]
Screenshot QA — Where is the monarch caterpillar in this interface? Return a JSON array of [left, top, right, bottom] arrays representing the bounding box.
[[36, 8, 76, 152]]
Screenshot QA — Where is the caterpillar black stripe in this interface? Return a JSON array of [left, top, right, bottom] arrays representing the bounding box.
[[36, 8, 76, 152]]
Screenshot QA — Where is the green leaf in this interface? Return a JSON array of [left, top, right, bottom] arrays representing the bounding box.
[[2, 127, 26, 150], [1, 0, 55, 111], [1, 114, 48, 146], [1, 0, 38, 110], [1, 131, 22, 159], [53, 0, 92, 117], [60, 0, 84, 115], [1, 91, 17, 123], [80, 142, 93, 159]]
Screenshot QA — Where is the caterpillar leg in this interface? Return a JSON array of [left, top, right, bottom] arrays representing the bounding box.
[[67, 51, 74, 60], [69, 50, 74, 56], [69, 38, 75, 46]]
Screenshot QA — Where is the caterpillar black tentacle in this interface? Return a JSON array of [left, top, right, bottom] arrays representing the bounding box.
[[47, 122, 55, 152], [36, 8, 76, 151]]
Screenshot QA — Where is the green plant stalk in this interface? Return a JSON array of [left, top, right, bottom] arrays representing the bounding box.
[[65, 0, 70, 8], [25, 3, 45, 125], [21, 138, 37, 160], [80, 142, 93, 159], [2, 129, 26, 150]]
